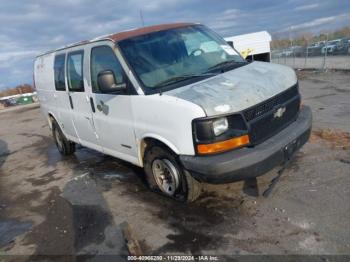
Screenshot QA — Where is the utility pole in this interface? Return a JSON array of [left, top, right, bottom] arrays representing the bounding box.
[[323, 33, 328, 71], [139, 10, 145, 27], [289, 27, 295, 68]]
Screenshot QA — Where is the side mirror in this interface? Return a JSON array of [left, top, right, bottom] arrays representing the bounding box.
[[227, 41, 234, 48], [97, 70, 126, 93]]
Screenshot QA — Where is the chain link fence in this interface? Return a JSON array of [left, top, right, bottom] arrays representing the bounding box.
[[271, 37, 350, 70]]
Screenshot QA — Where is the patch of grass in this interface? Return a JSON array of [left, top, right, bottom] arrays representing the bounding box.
[[310, 129, 350, 150]]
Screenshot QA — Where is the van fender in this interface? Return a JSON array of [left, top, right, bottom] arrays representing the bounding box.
[[47, 110, 78, 144], [47, 110, 59, 130], [47, 111, 69, 138], [138, 133, 180, 167]]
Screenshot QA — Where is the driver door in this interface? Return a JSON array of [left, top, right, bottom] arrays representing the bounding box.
[[89, 44, 138, 164]]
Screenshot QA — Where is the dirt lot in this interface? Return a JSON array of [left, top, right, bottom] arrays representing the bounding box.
[[0, 70, 350, 260]]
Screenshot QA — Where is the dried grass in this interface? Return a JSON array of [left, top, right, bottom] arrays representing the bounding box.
[[310, 129, 350, 150]]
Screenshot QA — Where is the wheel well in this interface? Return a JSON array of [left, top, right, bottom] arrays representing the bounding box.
[[48, 113, 55, 129], [139, 137, 175, 166]]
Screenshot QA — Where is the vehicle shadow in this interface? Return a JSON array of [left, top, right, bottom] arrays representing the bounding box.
[[0, 139, 9, 168]]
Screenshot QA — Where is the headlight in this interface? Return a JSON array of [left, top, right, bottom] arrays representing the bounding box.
[[193, 114, 249, 154], [213, 117, 228, 136]]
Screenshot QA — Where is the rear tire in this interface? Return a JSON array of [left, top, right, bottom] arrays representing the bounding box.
[[52, 119, 75, 156], [144, 145, 201, 202]]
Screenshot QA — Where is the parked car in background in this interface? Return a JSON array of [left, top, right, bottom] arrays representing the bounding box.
[[291, 46, 305, 57], [281, 48, 293, 57], [35, 23, 312, 202], [274, 46, 305, 58], [307, 41, 325, 56], [321, 39, 342, 55], [271, 49, 284, 58], [334, 38, 350, 55]]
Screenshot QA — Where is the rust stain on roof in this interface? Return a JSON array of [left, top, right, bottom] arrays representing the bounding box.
[[106, 22, 196, 42], [37, 22, 196, 57]]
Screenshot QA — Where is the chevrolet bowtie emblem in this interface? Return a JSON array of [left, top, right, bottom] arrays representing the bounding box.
[[274, 107, 286, 118]]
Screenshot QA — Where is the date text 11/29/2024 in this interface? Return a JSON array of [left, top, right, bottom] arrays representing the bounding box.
[[127, 255, 220, 261]]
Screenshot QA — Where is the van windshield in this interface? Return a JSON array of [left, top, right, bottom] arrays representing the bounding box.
[[118, 25, 246, 92]]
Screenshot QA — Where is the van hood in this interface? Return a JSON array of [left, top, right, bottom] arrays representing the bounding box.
[[165, 61, 297, 116]]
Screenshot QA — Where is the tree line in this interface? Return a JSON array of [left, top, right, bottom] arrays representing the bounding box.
[[271, 26, 350, 49], [0, 84, 34, 98]]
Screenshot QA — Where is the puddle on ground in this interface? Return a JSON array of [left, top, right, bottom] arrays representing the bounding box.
[[72, 205, 111, 251], [0, 219, 32, 247], [56, 152, 259, 254], [20, 137, 265, 254], [23, 178, 127, 255], [52, 156, 252, 254], [124, 187, 251, 254]]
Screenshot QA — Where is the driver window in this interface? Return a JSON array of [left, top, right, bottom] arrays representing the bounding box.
[[90, 46, 124, 93]]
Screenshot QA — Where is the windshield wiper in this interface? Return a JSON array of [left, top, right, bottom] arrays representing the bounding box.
[[154, 73, 217, 88], [207, 60, 246, 72]]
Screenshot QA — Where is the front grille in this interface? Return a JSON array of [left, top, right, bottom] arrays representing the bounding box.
[[248, 97, 300, 144], [244, 84, 299, 122], [243, 84, 300, 145]]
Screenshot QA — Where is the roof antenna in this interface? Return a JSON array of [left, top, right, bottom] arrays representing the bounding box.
[[139, 10, 145, 27]]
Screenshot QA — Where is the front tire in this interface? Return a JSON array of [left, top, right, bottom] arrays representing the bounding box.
[[52, 119, 75, 156], [144, 146, 201, 202]]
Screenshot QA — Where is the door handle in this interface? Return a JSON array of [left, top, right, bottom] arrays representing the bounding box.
[[96, 100, 109, 115], [89, 97, 96, 113], [68, 95, 74, 109]]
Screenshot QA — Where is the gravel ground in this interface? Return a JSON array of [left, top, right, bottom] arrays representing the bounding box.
[[0, 70, 349, 260]]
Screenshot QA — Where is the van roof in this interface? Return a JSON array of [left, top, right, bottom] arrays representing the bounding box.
[[37, 22, 196, 57]]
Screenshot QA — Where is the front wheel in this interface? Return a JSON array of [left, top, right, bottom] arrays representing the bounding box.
[[52, 119, 75, 156], [144, 146, 201, 202]]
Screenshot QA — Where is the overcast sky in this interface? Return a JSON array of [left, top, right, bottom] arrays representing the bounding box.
[[1, 0, 350, 89]]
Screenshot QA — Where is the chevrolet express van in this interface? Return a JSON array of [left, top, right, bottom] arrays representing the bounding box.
[[34, 23, 312, 201]]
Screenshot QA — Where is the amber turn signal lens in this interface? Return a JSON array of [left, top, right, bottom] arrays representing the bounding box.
[[197, 134, 250, 154]]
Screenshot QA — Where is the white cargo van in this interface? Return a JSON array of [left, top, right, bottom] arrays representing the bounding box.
[[225, 31, 272, 62], [34, 23, 312, 201]]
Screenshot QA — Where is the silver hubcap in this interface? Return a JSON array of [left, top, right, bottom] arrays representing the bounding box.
[[152, 159, 180, 196]]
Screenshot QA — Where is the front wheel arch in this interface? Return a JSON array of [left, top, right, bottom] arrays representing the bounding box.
[[139, 136, 179, 167], [47, 112, 56, 130], [51, 117, 75, 156]]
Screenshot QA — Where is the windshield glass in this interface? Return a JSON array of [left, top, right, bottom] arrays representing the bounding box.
[[118, 25, 246, 91]]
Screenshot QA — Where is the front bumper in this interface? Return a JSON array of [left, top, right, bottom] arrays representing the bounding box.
[[180, 106, 312, 184]]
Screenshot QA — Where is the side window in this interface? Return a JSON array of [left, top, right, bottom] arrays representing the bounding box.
[[67, 51, 84, 92], [90, 46, 124, 93], [54, 54, 66, 91]]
